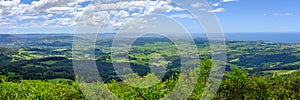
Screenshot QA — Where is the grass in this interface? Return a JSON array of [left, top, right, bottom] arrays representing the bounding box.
[[41, 61, 57, 65], [263, 70, 299, 75], [1, 57, 299, 100], [0, 69, 300, 99], [0, 79, 84, 99], [48, 78, 74, 83]]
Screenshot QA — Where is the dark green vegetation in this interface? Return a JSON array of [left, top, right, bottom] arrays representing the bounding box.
[[1, 59, 299, 99], [0, 34, 299, 99]]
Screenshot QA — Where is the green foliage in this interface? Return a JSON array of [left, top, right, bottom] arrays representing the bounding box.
[[189, 57, 212, 99], [105, 75, 178, 99], [0, 61, 300, 99], [0, 79, 85, 99], [216, 66, 252, 99], [215, 66, 300, 100]]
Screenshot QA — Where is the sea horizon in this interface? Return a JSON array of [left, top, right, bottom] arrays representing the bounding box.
[[1, 32, 300, 44]]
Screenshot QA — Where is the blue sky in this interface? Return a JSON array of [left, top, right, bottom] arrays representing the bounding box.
[[0, 0, 299, 34], [213, 0, 300, 33]]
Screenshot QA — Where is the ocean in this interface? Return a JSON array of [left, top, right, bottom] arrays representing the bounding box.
[[190, 33, 300, 44]]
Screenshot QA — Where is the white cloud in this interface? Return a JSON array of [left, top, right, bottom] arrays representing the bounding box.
[[264, 13, 294, 16], [0, 0, 88, 28], [115, 10, 130, 18], [131, 13, 144, 17], [0, 0, 20, 7], [0, 0, 78, 16], [169, 14, 194, 19], [41, 17, 77, 28], [192, 2, 227, 13], [78, 10, 110, 26], [31, 0, 70, 8], [208, 0, 239, 11], [285, 13, 292, 16], [208, 8, 225, 13], [212, 3, 220, 7], [46, 7, 74, 14], [222, 0, 239, 3], [67, 0, 92, 6], [79, 0, 185, 28], [271, 13, 293, 16], [191, 3, 203, 8], [18, 16, 40, 20], [1, 0, 189, 31], [173, 7, 185, 11], [0, 22, 10, 25], [43, 14, 54, 19], [98, 0, 182, 14]]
